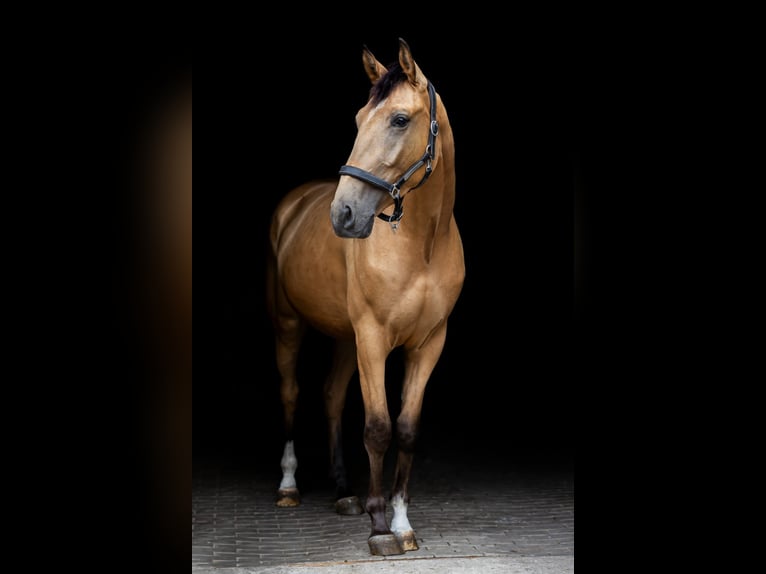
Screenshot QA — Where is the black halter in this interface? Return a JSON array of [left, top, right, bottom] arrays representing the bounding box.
[[338, 81, 439, 228]]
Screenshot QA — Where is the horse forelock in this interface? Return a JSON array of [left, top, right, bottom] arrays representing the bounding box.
[[369, 62, 408, 104]]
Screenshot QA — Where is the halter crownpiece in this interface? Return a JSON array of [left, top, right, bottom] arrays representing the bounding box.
[[338, 81, 439, 230]]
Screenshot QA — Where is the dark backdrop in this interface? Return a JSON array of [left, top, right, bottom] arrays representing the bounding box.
[[194, 29, 583, 476]]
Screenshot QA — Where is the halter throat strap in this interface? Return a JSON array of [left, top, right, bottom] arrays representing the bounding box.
[[338, 81, 439, 225]]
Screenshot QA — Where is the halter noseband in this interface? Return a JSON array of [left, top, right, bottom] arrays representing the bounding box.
[[338, 81, 439, 229]]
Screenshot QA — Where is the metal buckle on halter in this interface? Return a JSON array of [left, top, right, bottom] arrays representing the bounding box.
[[431, 120, 439, 136], [390, 184, 400, 200]]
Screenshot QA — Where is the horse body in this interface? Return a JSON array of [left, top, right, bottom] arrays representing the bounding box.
[[267, 39, 464, 556], [269, 180, 354, 338]]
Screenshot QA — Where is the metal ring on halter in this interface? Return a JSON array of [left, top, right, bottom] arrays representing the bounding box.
[[387, 211, 403, 223]]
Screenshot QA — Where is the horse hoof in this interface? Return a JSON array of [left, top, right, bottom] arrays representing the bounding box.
[[276, 488, 300, 507], [368, 534, 404, 556], [394, 529, 419, 551], [335, 495, 364, 515]]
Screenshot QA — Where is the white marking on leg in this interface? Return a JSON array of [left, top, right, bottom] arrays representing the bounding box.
[[279, 440, 298, 490], [390, 493, 413, 535]]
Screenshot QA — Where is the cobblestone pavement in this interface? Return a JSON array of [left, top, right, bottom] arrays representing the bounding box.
[[192, 447, 573, 572]]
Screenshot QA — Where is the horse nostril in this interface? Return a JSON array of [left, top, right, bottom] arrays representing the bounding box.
[[342, 204, 354, 228]]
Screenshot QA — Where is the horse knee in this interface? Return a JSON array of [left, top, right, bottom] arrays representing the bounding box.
[[364, 417, 391, 453], [396, 419, 419, 453]]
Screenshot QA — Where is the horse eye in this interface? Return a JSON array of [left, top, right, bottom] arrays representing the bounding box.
[[391, 115, 409, 128]]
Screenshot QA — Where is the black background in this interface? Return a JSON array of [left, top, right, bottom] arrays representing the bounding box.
[[23, 14, 718, 573], [13, 12, 702, 574], [194, 27, 583, 475]]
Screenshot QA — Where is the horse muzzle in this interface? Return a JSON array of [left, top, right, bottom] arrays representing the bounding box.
[[330, 200, 375, 238], [330, 177, 388, 239]]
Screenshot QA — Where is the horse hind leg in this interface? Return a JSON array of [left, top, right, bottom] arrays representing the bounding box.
[[274, 314, 306, 508], [324, 338, 364, 515]]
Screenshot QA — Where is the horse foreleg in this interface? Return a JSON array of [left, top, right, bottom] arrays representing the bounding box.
[[391, 321, 448, 551], [275, 315, 306, 507], [356, 332, 403, 556], [324, 338, 363, 515]]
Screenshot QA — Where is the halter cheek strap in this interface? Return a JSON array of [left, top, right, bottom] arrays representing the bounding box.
[[338, 81, 439, 228]]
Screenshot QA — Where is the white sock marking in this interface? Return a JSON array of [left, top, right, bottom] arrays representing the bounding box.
[[390, 493, 413, 534], [279, 440, 298, 490]]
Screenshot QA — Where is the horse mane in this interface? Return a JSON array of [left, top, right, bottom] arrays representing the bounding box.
[[369, 62, 407, 104]]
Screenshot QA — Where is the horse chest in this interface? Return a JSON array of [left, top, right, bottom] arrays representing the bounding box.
[[348, 260, 450, 337]]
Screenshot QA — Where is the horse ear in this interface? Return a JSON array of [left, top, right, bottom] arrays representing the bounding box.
[[398, 38, 427, 89], [362, 45, 387, 85]]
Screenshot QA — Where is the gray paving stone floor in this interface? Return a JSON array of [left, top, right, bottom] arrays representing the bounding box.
[[192, 448, 573, 573]]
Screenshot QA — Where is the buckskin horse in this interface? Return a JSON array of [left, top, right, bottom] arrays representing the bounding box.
[[266, 38, 465, 556]]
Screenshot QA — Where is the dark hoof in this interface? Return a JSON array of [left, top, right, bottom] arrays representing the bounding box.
[[394, 529, 419, 551], [368, 533, 404, 556], [335, 495, 364, 515], [276, 488, 300, 507]]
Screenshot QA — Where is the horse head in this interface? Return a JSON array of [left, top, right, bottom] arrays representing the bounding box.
[[331, 38, 439, 238]]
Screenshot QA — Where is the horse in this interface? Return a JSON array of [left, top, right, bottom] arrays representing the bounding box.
[[266, 38, 465, 556]]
